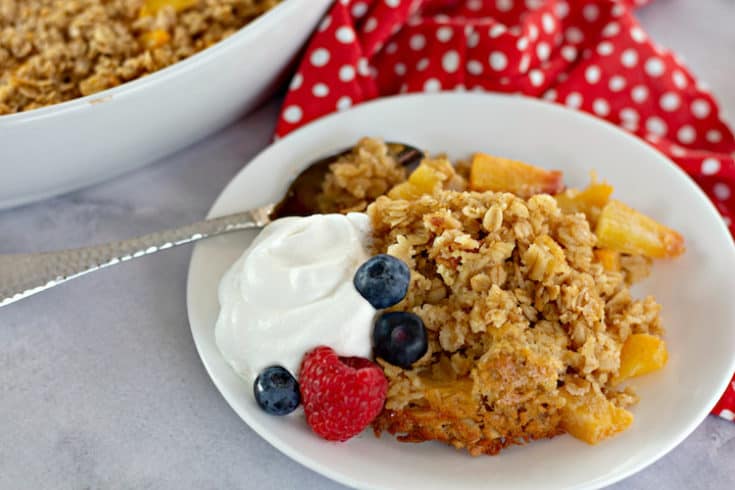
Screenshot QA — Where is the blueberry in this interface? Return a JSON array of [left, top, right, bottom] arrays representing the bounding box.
[[253, 366, 300, 415], [373, 311, 428, 369], [354, 254, 410, 309]]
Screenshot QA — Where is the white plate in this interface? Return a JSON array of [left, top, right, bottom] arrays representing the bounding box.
[[0, 0, 331, 210], [186, 93, 735, 490]]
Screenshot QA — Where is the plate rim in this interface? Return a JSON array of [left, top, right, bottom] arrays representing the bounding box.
[[187, 92, 735, 490]]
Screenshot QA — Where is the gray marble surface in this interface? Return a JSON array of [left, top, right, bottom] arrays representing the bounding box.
[[1, 1, 734, 489]]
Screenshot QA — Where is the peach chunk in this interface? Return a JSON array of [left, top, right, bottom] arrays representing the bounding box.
[[469, 153, 563, 197]]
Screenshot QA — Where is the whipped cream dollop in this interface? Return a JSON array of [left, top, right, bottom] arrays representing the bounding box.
[[215, 213, 375, 382]]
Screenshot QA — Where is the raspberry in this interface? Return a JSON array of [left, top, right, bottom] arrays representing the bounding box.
[[299, 346, 388, 442]]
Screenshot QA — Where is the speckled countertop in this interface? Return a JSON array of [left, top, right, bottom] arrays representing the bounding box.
[[1, 1, 733, 488]]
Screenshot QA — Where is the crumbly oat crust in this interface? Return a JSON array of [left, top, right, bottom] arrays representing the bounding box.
[[0, 0, 279, 114], [317, 137, 408, 214], [319, 138, 662, 455]]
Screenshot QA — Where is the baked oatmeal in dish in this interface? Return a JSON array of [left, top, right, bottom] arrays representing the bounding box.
[[319, 138, 683, 454], [216, 137, 683, 454], [0, 0, 281, 115]]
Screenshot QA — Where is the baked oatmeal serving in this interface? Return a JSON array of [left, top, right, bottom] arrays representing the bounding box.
[[0, 0, 281, 115], [216, 137, 684, 456]]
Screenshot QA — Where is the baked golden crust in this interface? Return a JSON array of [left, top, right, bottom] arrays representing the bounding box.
[[318, 137, 669, 455], [367, 190, 659, 455]]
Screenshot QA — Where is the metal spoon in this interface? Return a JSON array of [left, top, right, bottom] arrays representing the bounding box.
[[0, 143, 422, 307]]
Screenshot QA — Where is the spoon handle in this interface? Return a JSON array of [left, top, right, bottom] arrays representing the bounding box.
[[0, 205, 273, 307]]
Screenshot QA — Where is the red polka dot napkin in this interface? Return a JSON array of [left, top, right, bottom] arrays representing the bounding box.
[[275, 0, 735, 422]]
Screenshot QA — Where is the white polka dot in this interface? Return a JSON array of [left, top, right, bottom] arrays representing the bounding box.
[[394, 62, 406, 76], [386, 42, 398, 54], [489, 24, 506, 38], [496, 0, 513, 12], [670, 145, 686, 157], [336, 26, 355, 43], [646, 117, 667, 136], [609, 75, 626, 92], [565, 27, 583, 44], [724, 217, 733, 227], [714, 183, 731, 201], [351, 2, 368, 18], [283, 105, 302, 123], [364, 17, 378, 33], [517, 37, 529, 51], [645, 57, 665, 77], [543, 88, 557, 101], [398, 83, 408, 93], [339, 65, 355, 82], [489, 51, 508, 71], [528, 25, 539, 41], [312, 83, 329, 97], [466, 30, 479, 48], [659, 92, 680, 112], [602, 22, 620, 37], [593, 98, 610, 116], [621, 49, 638, 67], [310, 48, 330, 67], [620, 108, 639, 122], [677, 125, 696, 144], [289, 72, 303, 90], [509, 26, 521, 36], [585, 65, 601, 84], [416, 58, 429, 71], [630, 26, 646, 43], [611, 4, 625, 17], [337, 96, 352, 111], [556, 1, 569, 18], [410, 34, 426, 50], [318, 15, 331, 32], [424, 78, 441, 92], [561, 45, 577, 62], [691, 99, 711, 119], [536, 42, 550, 61], [385, 0, 400, 7], [583, 4, 599, 22], [357, 57, 369, 76], [702, 158, 721, 175], [529, 69, 544, 87], [621, 119, 638, 132], [442, 50, 460, 73], [454, 84, 466, 92], [542, 13, 555, 34], [467, 60, 483, 75], [707, 129, 723, 143], [437, 26, 453, 42], [672, 70, 687, 89], [518, 54, 531, 73], [597, 41, 613, 56], [467, 0, 482, 10], [566, 92, 582, 108], [526, 0, 543, 8], [632, 85, 648, 103]]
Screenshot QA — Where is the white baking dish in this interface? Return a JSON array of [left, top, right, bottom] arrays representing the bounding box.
[[0, 0, 332, 209]]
